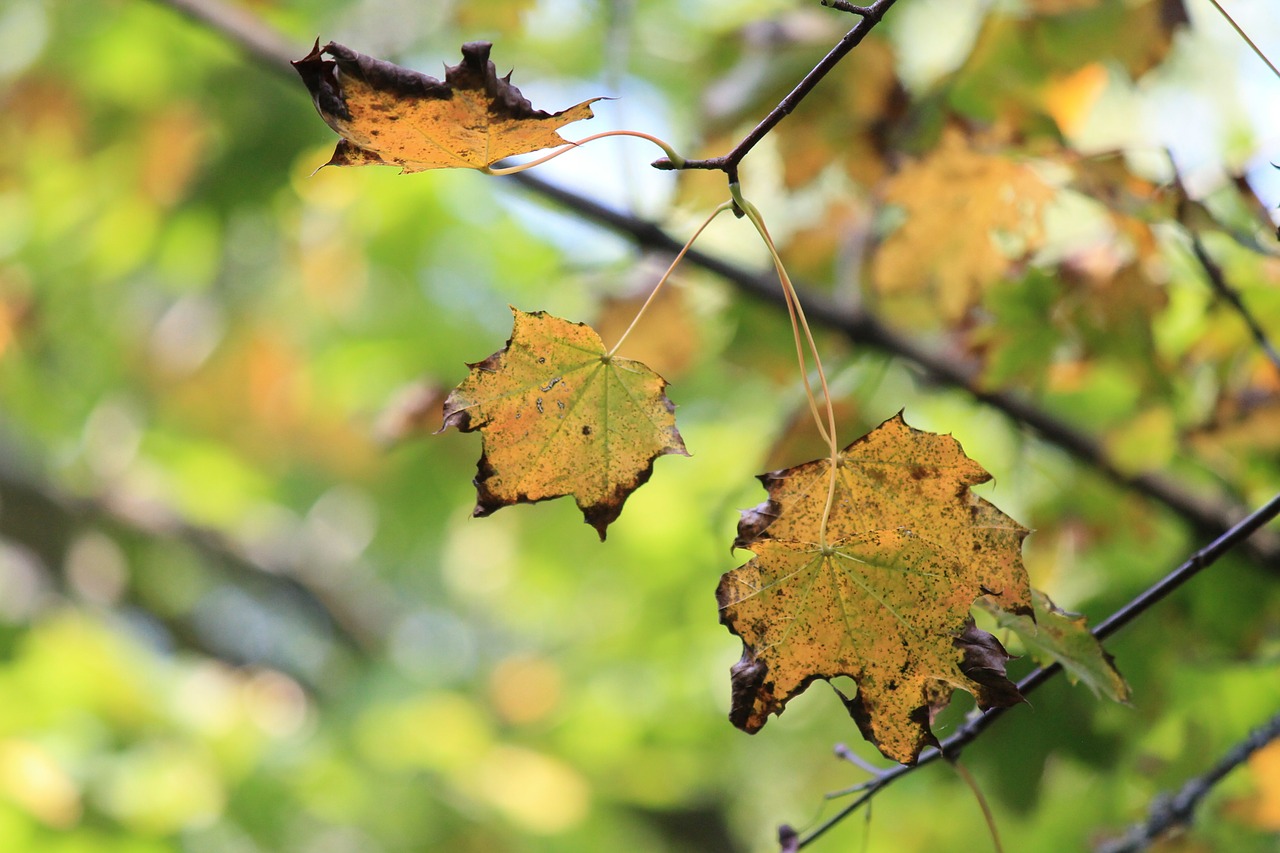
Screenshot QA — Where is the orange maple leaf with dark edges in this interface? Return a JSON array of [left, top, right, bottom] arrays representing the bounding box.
[[293, 41, 599, 172]]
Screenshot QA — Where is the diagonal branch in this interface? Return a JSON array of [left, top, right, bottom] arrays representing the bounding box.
[[508, 170, 1280, 567], [1171, 166, 1280, 377], [794, 489, 1280, 849], [0, 439, 383, 681], [1095, 707, 1280, 853], [147, 0, 1279, 567]]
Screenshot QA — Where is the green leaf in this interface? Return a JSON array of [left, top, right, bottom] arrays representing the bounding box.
[[982, 589, 1131, 704]]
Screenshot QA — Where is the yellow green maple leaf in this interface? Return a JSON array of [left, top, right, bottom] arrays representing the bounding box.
[[718, 412, 1033, 763], [440, 307, 687, 540]]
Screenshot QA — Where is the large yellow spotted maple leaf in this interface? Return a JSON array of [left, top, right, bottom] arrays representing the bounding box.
[[718, 413, 1034, 764], [293, 41, 599, 172]]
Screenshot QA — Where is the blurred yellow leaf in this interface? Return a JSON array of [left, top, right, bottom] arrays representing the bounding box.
[[1043, 63, 1109, 137], [871, 128, 1057, 324]]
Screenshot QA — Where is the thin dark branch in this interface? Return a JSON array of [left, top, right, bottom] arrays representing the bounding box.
[[821, 1, 882, 16], [1188, 235, 1280, 375], [794, 489, 1280, 849], [1170, 163, 1280, 377], [161, 0, 298, 71], [1095, 707, 1280, 853], [651, 0, 899, 177]]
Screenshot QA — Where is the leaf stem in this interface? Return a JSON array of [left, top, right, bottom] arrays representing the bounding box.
[[485, 130, 686, 176], [949, 758, 1004, 853], [607, 201, 733, 358], [1205, 0, 1280, 82], [729, 183, 841, 547]]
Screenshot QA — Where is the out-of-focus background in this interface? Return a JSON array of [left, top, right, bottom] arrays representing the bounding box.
[[1, 0, 1279, 850]]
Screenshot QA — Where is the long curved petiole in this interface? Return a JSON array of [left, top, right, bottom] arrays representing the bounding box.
[[607, 201, 734, 358], [730, 183, 841, 549], [484, 130, 686, 176]]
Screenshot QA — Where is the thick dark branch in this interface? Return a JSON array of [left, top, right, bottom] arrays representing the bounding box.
[[508, 171, 1280, 566], [794, 489, 1280, 849], [651, 0, 899, 178], [1096, 707, 1280, 853], [0, 437, 383, 669]]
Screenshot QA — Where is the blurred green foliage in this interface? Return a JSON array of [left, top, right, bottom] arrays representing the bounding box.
[[1, 0, 1279, 851]]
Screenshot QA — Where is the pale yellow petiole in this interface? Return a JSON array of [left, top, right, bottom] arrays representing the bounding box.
[[483, 130, 686, 176], [950, 758, 1004, 853], [607, 201, 734, 358], [730, 183, 841, 550]]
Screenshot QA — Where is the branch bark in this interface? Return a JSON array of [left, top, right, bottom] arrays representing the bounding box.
[[0, 436, 383, 678], [650, 0, 899, 180], [1095, 707, 1280, 853]]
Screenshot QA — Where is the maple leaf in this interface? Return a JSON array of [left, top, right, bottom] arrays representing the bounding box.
[[980, 589, 1130, 703], [870, 127, 1056, 325], [293, 40, 599, 172], [439, 307, 688, 540], [718, 412, 1033, 764]]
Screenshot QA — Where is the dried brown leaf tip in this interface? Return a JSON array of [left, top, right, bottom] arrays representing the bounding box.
[[439, 307, 687, 540], [718, 412, 1033, 764], [293, 40, 599, 172]]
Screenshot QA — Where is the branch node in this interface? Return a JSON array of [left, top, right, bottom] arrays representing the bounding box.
[[821, 0, 883, 20]]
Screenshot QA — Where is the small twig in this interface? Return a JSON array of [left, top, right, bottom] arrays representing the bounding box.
[[651, 0, 899, 177], [834, 742, 888, 776], [1095, 707, 1280, 853], [1187, 236, 1280, 376], [792, 490, 1280, 849], [1204, 0, 1280, 82], [950, 757, 1004, 853], [821, 1, 883, 17]]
